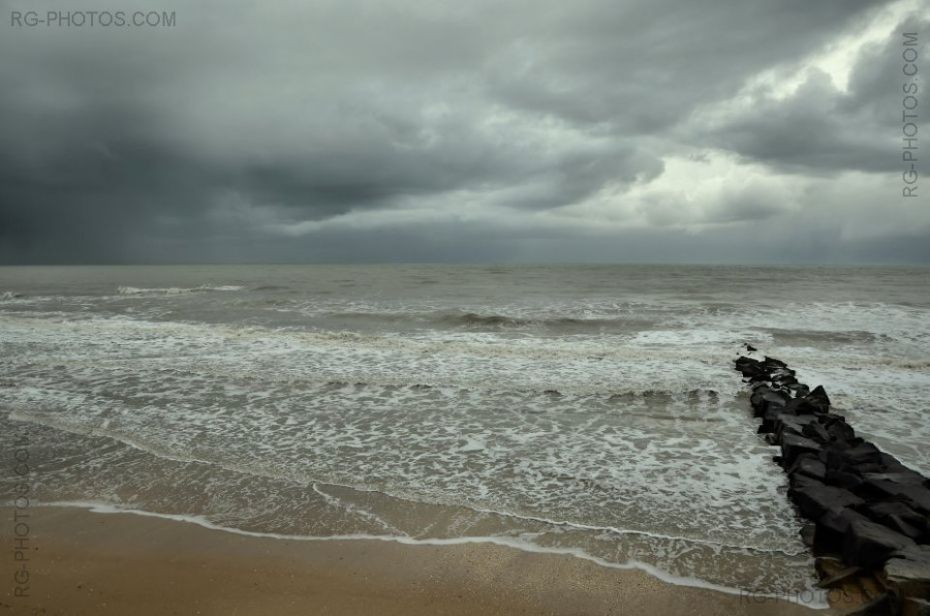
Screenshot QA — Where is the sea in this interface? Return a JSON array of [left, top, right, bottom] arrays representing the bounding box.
[[1, 264, 928, 601]]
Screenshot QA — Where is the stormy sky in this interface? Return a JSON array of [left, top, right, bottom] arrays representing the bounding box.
[[1, 0, 927, 264]]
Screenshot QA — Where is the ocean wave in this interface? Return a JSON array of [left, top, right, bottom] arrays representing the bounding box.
[[116, 285, 245, 295], [0, 413, 798, 558], [0, 291, 25, 301], [702, 301, 930, 343], [817, 354, 930, 371], [763, 327, 885, 345], [448, 312, 531, 327], [315, 379, 724, 401], [445, 311, 652, 330], [0, 312, 756, 398], [2, 391, 820, 597], [314, 308, 658, 332]]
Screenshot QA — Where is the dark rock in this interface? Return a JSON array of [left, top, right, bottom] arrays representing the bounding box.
[[882, 517, 925, 543], [800, 521, 816, 547], [825, 436, 866, 451], [782, 396, 828, 416], [843, 518, 916, 569], [901, 597, 930, 616], [864, 470, 928, 487], [759, 403, 805, 433], [802, 420, 832, 444], [758, 407, 785, 433], [822, 415, 856, 443], [741, 366, 767, 381], [878, 453, 909, 473], [735, 356, 766, 379], [774, 414, 819, 441], [816, 565, 862, 589], [860, 500, 930, 542], [789, 383, 811, 398], [857, 479, 930, 515], [780, 433, 823, 467], [807, 385, 831, 412], [896, 485, 930, 515], [749, 385, 770, 405], [769, 367, 797, 386], [826, 467, 865, 491], [884, 545, 930, 600], [776, 374, 799, 387], [750, 387, 789, 417], [761, 389, 790, 409], [891, 545, 930, 562], [817, 507, 871, 535], [763, 356, 788, 369], [745, 344, 757, 352], [732, 351, 930, 599], [863, 499, 928, 527], [816, 507, 874, 553], [844, 592, 897, 616], [826, 442, 883, 471], [815, 555, 846, 579], [787, 453, 827, 481], [788, 476, 864, 520], [856, 462, 894, 475]]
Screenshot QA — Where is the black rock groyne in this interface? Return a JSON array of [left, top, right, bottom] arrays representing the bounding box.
[[734, 351, 930, 615]]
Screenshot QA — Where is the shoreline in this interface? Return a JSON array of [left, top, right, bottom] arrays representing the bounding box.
[[1, 505, 832, 616], [35, 498, 824, 602]]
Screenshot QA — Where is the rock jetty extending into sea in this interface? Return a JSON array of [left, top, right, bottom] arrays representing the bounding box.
[[735, 350, 930, 615]]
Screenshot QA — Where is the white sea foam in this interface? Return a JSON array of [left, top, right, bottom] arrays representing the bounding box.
[[2, 265, 927, 600], [0, 313, 743, 395], [116, 285, 244, 295], [0, 315, 807, 565]]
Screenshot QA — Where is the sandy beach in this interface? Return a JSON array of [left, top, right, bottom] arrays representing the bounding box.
[[1, 506, 829, 616]]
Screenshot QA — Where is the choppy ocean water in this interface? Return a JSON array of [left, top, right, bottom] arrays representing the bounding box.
[[1, 264, 928, 599]]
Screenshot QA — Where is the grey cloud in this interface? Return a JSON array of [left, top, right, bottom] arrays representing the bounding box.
[[694, 14, 930, 174], [0, 0, 923, 264], [484, 0, 887, 132]]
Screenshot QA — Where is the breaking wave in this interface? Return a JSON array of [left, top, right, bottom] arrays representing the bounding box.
[[116, 285, 245, 295]]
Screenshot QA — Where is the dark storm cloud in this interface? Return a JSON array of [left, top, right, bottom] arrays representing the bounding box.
[[0, 0, 925, 264], [696, 14, 930, 174], [485, 0, 886, 132]]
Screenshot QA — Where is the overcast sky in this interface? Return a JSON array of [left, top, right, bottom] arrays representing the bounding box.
[[1, 0, 927, 264]]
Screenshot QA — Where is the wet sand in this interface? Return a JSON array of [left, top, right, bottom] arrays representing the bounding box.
[[1, 506, 830, 616]]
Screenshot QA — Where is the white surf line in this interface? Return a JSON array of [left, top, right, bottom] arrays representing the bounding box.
[[310, 483, 402, 534], [6, 407, 807, 557], [3, 500, 829, 609]]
